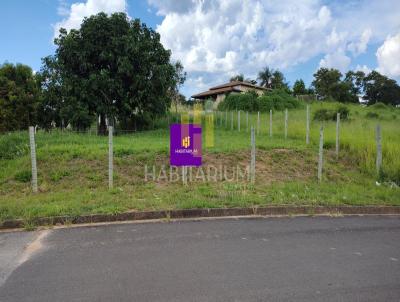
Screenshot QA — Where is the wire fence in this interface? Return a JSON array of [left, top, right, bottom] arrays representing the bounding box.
[[15, 106, 388, 193]]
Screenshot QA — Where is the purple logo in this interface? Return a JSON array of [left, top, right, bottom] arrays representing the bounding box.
[[170, 124, 202, 166]]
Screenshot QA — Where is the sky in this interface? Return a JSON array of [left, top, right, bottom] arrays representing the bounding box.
[[1, 0, 399, 98]]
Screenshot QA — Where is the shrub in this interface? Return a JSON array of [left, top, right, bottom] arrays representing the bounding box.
[[337, 106, 350, 120], [218, 89, 302, 112], [366, 112, 379, 119], [14, 170, 32, 183], [50, 170, 71, 182], [370, 102, 388, 110], [218, 91, 259, 111], [313, 109, 333, 121], [313, 106, 349, 121], [0, 132, 30, 160]]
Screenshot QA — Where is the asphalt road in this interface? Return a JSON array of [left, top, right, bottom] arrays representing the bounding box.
[[1, 216, 400, 302]]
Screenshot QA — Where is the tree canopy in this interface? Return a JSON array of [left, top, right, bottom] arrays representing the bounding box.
[[312, 67, 400, 104], [363, 71, 400, 106], [39, 12, 182, 132], [0, 63, 40, 132], [292, 79, 307, 96], [312, 68, 357, 103]]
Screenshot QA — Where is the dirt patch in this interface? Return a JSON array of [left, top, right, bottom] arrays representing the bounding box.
[[10, 149, 354, 190], [114, 149, 319, 184]]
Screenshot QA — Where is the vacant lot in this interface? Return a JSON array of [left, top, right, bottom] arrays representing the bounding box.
[[0, 101, 399, 225]]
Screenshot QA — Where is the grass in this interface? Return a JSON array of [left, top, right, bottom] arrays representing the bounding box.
[[0, 101, 399, 224]]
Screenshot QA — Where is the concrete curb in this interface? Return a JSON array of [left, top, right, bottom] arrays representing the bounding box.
[[1, 206, 400, 230]]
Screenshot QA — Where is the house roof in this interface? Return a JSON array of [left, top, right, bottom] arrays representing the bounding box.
[[191, 86, 242, 99], [209, 81, 269, 91], [191, 81, 270, 99]]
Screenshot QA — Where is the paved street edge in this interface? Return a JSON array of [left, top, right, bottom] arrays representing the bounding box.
[[1, 205, 400, 230]]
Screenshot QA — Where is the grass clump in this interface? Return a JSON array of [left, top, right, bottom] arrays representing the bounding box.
[[0, 132, 30, 160], [313, 106, 349, 121], [50, 169, 71, 182], [369, 102, 388, 110], [366, 112, 379, 119], [14, 170, 31, 183]]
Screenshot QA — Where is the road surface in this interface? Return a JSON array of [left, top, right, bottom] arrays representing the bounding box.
[[1, 216, 400, 301]]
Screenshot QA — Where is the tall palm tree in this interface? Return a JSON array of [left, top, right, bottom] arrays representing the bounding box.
[[257, 66, 273, 88]]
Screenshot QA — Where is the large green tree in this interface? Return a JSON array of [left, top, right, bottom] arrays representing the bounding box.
[[270, 70, 290, 91], [344, 70, 365, 96], [292, 79, 307, 96], [312, 68, 341, 99], [0, 63, 40, 132], [312, 68, 357, 102], [40, 12, 182, 133], [363, 71, 400, 106]]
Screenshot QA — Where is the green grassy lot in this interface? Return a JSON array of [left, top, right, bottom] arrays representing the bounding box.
[[0, 101, 399, 225]]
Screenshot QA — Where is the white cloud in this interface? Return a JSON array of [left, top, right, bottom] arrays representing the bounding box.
[[54, 0, 127, 37], [150, 0, 400, 96], [156, 1, 334, 91], [319, 50, 351, 73], [376, 33, 400, 77], [355, 64, 372, 75], [348, 29, 372, 55]]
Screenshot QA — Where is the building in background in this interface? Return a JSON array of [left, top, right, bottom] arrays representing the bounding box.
[[191, 81, 270, 105]]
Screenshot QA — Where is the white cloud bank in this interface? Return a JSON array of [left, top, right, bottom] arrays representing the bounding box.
[[54, 0, 127, 37], [377, 33, 400, 78], [149, 0, 400, 96], [53, 0, 400, 96]]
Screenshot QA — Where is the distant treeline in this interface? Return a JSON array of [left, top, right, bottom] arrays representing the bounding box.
[[1, 12, 400, 133]]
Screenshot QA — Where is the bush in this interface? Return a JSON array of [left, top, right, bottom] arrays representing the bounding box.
[[337, 106, 350, 120], [366, 112, 379, 119], [370, 102, 388, 110], [50, 170, 71, 182], [218, 89, 302, 112], [0, 132, 30, 160], [313, 106, 349, 121], [313, 109, 332, 121], [14, 170, 32, 183], [218, 91, 259, 112]]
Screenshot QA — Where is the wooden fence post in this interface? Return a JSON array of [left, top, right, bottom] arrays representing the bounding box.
[[284, 109, 288, 139], [376, 124, 382, 174], [250, 127, 256, 184], [336, 112, 340, 159], [108, 126, 113, 189], [306, 105, 310, 144], [29, 126, 38, 193], [318, 126, 324, 182]]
